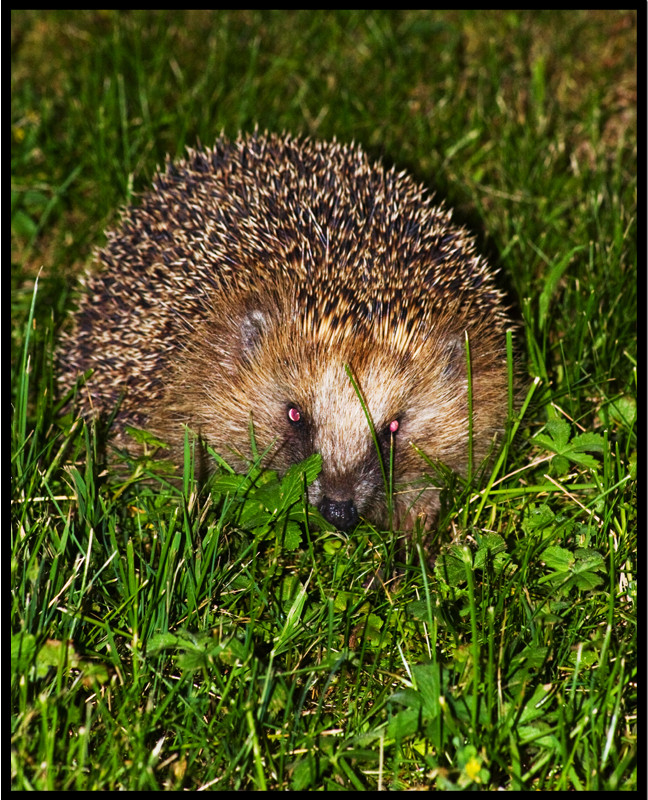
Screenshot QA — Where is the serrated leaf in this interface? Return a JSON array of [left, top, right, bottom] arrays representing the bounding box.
[[569, 432, 605, 453], [522, 504, 556, 534], [434, 546, 469, 586], [298, 452, 323, 483], [545, 418, 571, 449], [278, 470, 307, 508], [253, 480, 283, 512], [567, 548, 606, 590], [550, 454, 571, 476], [570, 571, 604, 591], [574, 548, 605, 572], [280, 454, 322, 502], [474, 533, 509, 570], [282, 521, 303, 550], [541, 545, 574, 572], [477, 532, 507, 553], [535, 420, 603, 473], [511, 645, 549, 675], [531, 434, 555, 451], [238, 498, 272, 529], [149, 629, 248, 671], [210, 473, 252, 495], [406, 600, 433, 620], [612, 395, 637, 425], [361, 613, 385, 645], [560, 452, 598, 469], [599, 395, 637, 428]]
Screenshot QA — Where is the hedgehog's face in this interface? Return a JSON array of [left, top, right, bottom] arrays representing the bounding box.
[[203, 307, 493, 532], [276, 348, 480, 531]]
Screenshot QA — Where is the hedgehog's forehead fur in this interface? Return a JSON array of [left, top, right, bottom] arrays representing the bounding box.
[[120, 131, 509, 354]]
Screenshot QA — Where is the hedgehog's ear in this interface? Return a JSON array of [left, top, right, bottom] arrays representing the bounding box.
[[440, 333, 465, 379], [239, 310, 271, 361]]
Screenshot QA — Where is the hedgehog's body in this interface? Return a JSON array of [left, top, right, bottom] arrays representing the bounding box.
[[58, 132, 514, 532]]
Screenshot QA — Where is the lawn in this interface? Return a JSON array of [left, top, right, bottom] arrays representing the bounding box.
[[11, 10, 637, 790]]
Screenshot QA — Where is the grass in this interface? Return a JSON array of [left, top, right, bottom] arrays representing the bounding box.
[[11, 9, 637, 790]]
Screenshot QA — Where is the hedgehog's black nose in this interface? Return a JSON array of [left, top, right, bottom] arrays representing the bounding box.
[[319, 496, 359, 531]]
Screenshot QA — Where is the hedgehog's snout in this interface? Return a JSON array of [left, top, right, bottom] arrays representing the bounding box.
[[318, 496, 359, 531]]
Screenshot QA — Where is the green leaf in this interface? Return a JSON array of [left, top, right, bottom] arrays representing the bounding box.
[[533, 420, 604, 473], [518, 721, 561, 750], [11, 209, 39, 239], [521, 504, 556, 534], [545, 418, 571, 449], [569, 432, 605, 454], [148, 629, 248, 671], [570, 548, 606, 590], [282, 521, 303, 550], [474, 533, 510, 572], [540, 545, 606, 594], [517, 682, 555, 725], [412, 662, 442, 719], [541, 545, 574, 572], [210, 473, 253, 495], [598, 395, 637, 429], [435, 545, 470, 586], [386, 706, 421, 740], [574, 547, 605, 571], [551, 454, 571, 475], [123, 426, 169, 449]]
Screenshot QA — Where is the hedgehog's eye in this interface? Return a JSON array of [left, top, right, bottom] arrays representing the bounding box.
[[381, 419, 400, 439], [287, 405, 303, 426]]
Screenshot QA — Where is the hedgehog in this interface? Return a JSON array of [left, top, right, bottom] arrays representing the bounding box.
[[57, 131, 516, 534]]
